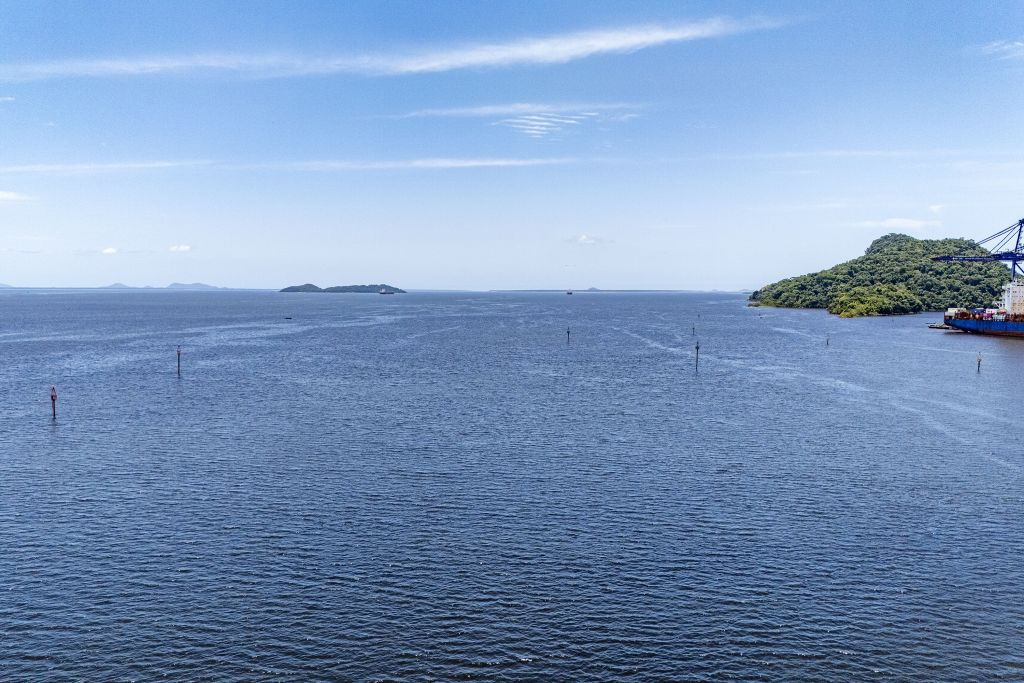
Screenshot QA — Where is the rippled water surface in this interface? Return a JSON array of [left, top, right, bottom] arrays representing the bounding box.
[[1, 290, 1022, 681]]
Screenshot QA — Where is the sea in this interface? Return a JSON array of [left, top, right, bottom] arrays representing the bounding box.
[[1, 290, 1022, 681]]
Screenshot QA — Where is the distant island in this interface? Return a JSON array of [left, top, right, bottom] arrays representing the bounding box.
[[166, 282, 227, 291], [281, 283, 406, 294], [749, 233, 1007, 317], [102, 282, 229, 291]]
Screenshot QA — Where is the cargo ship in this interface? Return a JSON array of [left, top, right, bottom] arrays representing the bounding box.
[[934, 218, 1024, 337], [943, 278, 1024, 336]]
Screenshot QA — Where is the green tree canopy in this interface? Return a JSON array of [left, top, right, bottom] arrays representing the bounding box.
[[749, 234, 1008, 317]]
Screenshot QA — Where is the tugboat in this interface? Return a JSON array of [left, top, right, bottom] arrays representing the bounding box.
[[935, 218, 1024, 337]]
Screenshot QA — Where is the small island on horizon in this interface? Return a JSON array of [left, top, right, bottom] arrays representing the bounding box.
[[104, 282, 230, 291], [281, 283, 406, 294]]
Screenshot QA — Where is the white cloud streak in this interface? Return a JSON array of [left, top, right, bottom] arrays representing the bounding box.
[[982, 38, 1024, 60], [0, 96, 14, 102], [169, 244, 192, 252], [392, 102, 642, 139], [851, 218, 941, 230], [0, 157, 575, 175], [572, 233, 605, 245], [394, 101, 641, 118], [228, 157, 576, 171], [0, 160, 212, 174], [497, 112, 601, 138], [101, 247, 118, 254], [0, 190, 33, 202], [0, 17, 781, 81], [709, 149, 934, 161]]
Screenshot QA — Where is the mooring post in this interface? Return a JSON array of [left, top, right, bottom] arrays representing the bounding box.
[[177, 345, 181, 377], [695, 342, 700, 372], [826, 334, 830, 347], [50, 386, 57, 420], [566, 327, 570, 344], [977, 354, 982, 373], [692, 325, 695, 335]]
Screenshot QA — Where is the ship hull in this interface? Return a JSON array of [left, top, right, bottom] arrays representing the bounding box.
[[946, 318, 1024, 337]]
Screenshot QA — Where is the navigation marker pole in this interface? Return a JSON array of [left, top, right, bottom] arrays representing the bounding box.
[[566, 327, 571, 344], [50, 386, 57, 420], [695, 342, 700, 373], [177, 345, 181, 377], [977, 354, 982, 373]]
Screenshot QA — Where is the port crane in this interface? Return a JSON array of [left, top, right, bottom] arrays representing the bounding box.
[[932, 218, 1024, 280]]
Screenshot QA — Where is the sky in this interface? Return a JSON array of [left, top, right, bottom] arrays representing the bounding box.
[[2, 0, 1024, 289]]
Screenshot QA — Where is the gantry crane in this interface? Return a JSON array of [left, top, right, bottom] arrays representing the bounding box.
[[932, 218, 1024, 280]]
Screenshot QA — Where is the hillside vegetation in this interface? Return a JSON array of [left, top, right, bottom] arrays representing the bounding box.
[[280, 283, 406, 293], [749, 234, 1008, 317]]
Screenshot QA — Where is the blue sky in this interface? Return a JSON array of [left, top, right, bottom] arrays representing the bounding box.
[[1, 0, 1024, 289]]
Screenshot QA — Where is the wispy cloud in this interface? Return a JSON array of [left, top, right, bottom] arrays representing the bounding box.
[[0, 190, 33, 202], [0, 96, 14, 102], [851, 218, 941, 231], [230, 157, 576, 171], [392, 101, 642, 139], [393, 101, 640, 118], [708, 149, 941, 161], [497, 112, 601, 139], [570, 233, 607, 246], [750, 200, 853, 212], [0, 157, 574, 175], [0, 160, 211, 174], [982, 38, 1024, 60], [0, 17, 781, 81], [168, 244, 192, 252], [101, 246, 118, 255]]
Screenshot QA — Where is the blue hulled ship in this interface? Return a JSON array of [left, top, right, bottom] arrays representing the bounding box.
[[936, 218, 1024, 338]]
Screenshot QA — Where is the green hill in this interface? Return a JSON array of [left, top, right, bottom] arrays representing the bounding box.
[[280, 283, 406, 293], [749, 234, 1008, 317], [280, 283, 323, 293]]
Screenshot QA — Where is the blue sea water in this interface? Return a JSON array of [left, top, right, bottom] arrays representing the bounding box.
[[1, 290, 1022, 681]]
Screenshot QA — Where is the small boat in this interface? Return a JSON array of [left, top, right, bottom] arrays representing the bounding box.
[[379, 288, 395, 295], [566, 289, 573, 295]]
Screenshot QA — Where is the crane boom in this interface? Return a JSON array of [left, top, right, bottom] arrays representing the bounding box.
[[932, 218, 1024, 280]]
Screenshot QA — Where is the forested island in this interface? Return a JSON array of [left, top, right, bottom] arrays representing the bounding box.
[[749, 234, 1007, 317], [280, 283, 406, 293]]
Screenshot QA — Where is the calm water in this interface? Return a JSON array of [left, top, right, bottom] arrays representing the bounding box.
[[1, 290, 1022, 681]]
